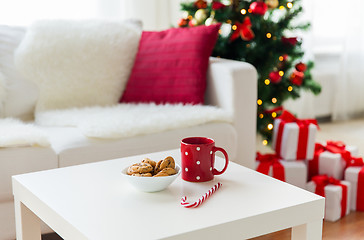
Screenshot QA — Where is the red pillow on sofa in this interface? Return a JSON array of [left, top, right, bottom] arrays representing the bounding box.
[[120, 24, 221, 104]]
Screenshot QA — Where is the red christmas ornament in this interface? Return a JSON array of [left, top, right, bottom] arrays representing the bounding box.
[[295, 62, 307, 72], [212, 1, 226, 10], [249, 1, 268, 15], [178, 18, 189, 27], [194, 0, 207, 9], [188, 19, 196, 27], [281, 37, 298, 46], [269, 71, 282, 84], [290, 70, 304, 86], [230, 17, 255, 41]]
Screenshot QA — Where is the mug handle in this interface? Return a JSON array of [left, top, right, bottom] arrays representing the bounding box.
[[212, 146, 229, 175]]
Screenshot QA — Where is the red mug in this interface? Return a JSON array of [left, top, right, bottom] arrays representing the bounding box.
[[181, 137, 229, 182]]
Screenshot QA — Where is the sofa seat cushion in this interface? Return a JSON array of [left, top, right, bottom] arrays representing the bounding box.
[[0, 147, 57, 202], [35, 103, 232, 139], [40, 122, 237, 167]]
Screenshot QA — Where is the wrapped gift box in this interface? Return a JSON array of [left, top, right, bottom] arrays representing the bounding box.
[[255, 153, 307, 189], [272, 111, 317, 161], [345, 166, 364, 211], [306, 176, 351, 222], [308, 141, 359, 180]]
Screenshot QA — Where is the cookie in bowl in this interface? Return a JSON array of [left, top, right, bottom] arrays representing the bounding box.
[[122, 156, 181, 192]]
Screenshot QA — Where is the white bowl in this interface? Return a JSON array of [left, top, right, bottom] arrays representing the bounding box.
[[121, 164, 181, 192]]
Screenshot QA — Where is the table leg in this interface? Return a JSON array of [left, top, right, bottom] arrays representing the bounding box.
[[291, 220, 323, 240], [14, 197, 41, 240]]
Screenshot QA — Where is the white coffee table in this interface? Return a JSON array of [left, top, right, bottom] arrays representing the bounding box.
[[12, 149, 324, 240]]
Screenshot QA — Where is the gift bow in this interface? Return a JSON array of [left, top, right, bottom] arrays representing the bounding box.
[[347, 156, 364, 167], [313, 142, 349, 162], [326, 141, 351, 162], [277, 110, 318, 127], [256, 152, 285, 181], [316, 141, 363, 167], [256, 152, 279, 162], [275, 110, 318, 160], [312, 175, 341, 196], [262, 106, 284, 115], [230, 17, 255, 42], [312, 175, 348, 217]]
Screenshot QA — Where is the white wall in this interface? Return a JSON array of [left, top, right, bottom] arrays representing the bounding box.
[[0, 0, 185, 30], [0, 0, 99, 26]]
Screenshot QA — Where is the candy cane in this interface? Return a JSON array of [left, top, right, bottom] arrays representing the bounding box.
[[181, 182, 222, 208]]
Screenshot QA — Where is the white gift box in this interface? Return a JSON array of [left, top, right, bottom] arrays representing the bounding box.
[[272, 118, 317, 161], [306, 180, 351, 222], [345, 166, 364, 211], [255, 160, 307, 189], [308, 145, 358, 180]]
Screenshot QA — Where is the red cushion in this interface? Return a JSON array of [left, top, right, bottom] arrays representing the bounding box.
[[120, 24, 221, 104]]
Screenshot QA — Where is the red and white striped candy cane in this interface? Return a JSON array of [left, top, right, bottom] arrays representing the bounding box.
[[181, 182, 222, 208]]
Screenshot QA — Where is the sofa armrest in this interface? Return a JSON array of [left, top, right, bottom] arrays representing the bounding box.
[[205, 57, 257, 169]]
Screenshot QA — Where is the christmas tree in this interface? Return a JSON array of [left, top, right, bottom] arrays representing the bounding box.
[[178, 0, 321, 145]]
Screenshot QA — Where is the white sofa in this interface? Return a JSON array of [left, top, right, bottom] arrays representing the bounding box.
[[0, 22, 257, 240]]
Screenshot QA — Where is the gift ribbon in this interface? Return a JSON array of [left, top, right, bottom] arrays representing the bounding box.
[[256, 152, 285, 181], [308, 143, 326, 180], [262, 106, 284, 115], [346, 157, 364, 211], [274, 111, 318, 160], [312, 175, 348, 218], [358, 167, 364, 211]]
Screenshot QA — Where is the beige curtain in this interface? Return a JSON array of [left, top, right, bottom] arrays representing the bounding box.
[[285, 0, 364, 120]]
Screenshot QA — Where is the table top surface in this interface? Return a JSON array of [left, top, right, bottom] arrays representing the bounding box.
[[13, 149, 324, 240]]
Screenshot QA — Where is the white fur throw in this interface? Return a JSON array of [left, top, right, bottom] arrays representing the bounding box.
[[14, 19, 142, 112], [35, 104, 233, 139], [0, 118, 49, 147]]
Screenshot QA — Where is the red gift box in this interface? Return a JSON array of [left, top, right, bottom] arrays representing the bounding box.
[[306, 175, 351, 222], [308, 141, 359, 180], [256, 152, 307, 188], [272, 111, 318, 161]]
